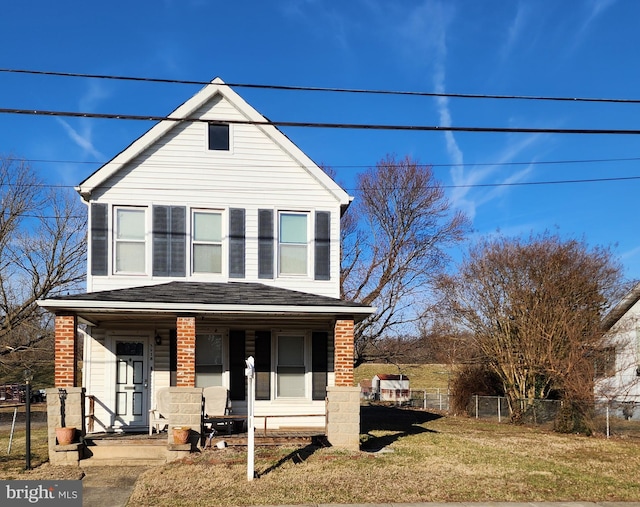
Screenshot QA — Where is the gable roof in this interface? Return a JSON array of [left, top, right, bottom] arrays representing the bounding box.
[[39, 281, 374, 322], [601, 281, 640, 331], [76, 77, 351, 207]]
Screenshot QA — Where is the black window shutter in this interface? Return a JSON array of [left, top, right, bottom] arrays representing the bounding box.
[[314, 211, 331, 280], [312, 331, 329, 400], [229, 208, 245, 278], [255, 330, 271, 400], [229, 330, 246, 400], [258, 209, 274, 279], [90, 203, 108, 276], [169, 329, 177, 387], [153, 206, 186, 277], [169, 206, 186, 277], [152, 206, 169, 277]]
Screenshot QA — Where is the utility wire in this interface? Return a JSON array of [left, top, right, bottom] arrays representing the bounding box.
[[2, 174, 639, 194], [11, 155, 640, 169], [2, 68, 640, 104], [2, 107, 640, 135]]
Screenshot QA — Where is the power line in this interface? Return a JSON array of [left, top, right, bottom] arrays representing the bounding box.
[[441, 175, 640, 189], [3, 172, 639, 220], [3, 107, 640, 135], [0, 173, 638, 194], [2, 68, 640, 105], [11, 155, 640, 169]]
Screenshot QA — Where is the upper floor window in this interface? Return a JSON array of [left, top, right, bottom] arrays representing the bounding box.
[[593, 346, 616, 378], [279, 212, 308, 276], [115, 207, 146, 274], [192, 210, 222, 274], [208, 123, 229, 151]]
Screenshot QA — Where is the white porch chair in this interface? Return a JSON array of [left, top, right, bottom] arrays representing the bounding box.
[[149, 386, 171, 436]]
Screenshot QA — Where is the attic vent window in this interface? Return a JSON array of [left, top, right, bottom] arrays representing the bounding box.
[[208, 123, 230, 151]]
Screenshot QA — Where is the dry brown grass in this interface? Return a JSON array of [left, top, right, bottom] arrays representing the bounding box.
[[127, 406, 640, 506], [3, 401, 640, 505]]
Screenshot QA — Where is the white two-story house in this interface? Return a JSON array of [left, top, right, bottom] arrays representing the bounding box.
[[596, 281, 640, 416], [39, 78, 373, 452]]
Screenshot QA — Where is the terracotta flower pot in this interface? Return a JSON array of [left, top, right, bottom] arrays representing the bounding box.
[[56, 426, 76, 445], [172, 427, 190, 445]]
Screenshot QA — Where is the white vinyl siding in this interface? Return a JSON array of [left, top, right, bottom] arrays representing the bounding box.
[[279, 212, 308, 276], [192, 211, 223, 274], [114, 207, 146, 274], [87, 93, 343, 297]]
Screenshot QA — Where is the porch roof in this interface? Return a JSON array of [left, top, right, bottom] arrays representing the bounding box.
[[38, 281, 375, 324]]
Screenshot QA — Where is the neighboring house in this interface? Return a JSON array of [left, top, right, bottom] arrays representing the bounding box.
[[372, 374, 410, 402], [38, 78, 374, 455], [595, 282, 640, 414]]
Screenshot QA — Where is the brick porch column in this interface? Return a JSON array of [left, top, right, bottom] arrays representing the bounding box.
[[176, 316, 196, 387], [334, 318, 354, 387], [54, 314, 77, 388], [327, 318, 359, 450]]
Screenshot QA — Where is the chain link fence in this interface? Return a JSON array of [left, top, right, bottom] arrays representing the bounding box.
[[398, 390, 640, 438]]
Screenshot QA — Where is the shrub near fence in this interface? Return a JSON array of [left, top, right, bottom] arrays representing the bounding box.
[[390, 390, 640, 439]]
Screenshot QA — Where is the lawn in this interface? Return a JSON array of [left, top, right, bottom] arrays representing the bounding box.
[[135, 406, 640, 505], [2, 400, 640, 506]]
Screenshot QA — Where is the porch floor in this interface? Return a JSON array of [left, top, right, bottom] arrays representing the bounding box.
[[85, 428, 327, 447]]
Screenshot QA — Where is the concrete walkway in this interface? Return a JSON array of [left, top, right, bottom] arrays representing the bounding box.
[[81, 466, 149, 507]]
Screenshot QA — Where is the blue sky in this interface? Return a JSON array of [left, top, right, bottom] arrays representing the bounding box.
[[2, 0, 640, 281]]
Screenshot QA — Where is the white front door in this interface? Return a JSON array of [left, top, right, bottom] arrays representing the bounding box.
[[115, 340, 148, 427]]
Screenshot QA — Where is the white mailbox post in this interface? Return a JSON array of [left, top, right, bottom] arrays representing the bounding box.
[[245, 356, 255, 481]]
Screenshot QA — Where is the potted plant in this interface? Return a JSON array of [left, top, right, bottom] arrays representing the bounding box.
[[56, 389, 76, 445], [172, 426, 190, 445]]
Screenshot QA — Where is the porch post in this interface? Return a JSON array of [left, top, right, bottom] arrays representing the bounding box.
[[334, 318, 354, 386], [326, 318, 360, 451], [54, 314, 77, 388], [176, 316, 196, 387]]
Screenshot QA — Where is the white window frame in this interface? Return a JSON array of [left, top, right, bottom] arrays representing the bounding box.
[[191, 209, 225, 276], [274, 331, 311, 400], [113, 206, 147, 275], [195, 331, 229, 389], [207, 122, 234, 154], [278, 211, 310, 277]]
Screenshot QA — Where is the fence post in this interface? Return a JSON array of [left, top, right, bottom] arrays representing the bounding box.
[[475, 395, 479, 419], [423, 390, 427, 410], [606, 404, 610, 439], [498, 396, 501, 423]]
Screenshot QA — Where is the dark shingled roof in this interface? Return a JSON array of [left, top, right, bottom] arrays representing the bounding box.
[[49, 281, 368, 309]]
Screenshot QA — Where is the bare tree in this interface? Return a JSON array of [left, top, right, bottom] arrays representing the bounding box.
[[0, 156, 86, 382], [339, 155, 469, 365], [437, 232, 625, 419]]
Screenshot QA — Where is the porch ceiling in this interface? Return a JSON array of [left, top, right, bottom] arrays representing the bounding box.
[[38, 281, 374, 326]]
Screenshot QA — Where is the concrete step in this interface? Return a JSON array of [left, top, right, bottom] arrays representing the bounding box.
[[83, 436, 170, 463], [81, 457, 166, 467]]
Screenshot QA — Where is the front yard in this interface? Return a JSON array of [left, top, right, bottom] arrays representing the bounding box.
[[2, 404, 639, 505]]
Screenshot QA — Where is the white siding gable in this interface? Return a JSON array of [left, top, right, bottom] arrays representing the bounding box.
[[83, 80, 348, 298], [596, 297, 640, 400]]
